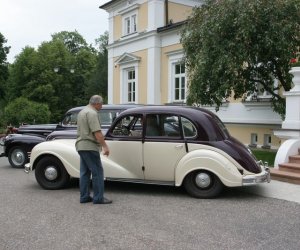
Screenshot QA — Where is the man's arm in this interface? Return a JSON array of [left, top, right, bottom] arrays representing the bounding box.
[[94, 131, 110, 156]]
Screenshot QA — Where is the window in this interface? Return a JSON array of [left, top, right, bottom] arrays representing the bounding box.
[[99, 111, 120, 126], [111, 115, 142, 137], [174, 63, 186, 102], [181, 117, 197, 138], [62, 112, 78, 126], [167, 50, 186, 103], [263, 134, 271, 149], [145, 114, 197, 138], [250, 133, 258, 147], [124, 14, 137, 35], [127, 69, 136, 103], [146, 114, 181, 137], [117, 54, 140, 104], [244, 75, 278, 102]]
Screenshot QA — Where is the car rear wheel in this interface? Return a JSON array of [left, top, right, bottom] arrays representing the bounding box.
[[35, 156, 70, 190], [183, 170, 223, 198], [8, 146, 28, 168]]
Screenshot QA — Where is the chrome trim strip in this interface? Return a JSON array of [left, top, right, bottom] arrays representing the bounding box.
[[105, 177, 175, 186]]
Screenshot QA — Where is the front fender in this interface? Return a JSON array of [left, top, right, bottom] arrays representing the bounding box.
[[30, 140, 80, 178], [175, 149, 243, 187]]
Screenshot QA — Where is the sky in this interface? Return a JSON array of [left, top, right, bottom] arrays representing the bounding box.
[[0, 0, 110, 63]]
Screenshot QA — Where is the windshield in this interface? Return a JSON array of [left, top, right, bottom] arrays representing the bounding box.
[[62, 110, 120, 127]]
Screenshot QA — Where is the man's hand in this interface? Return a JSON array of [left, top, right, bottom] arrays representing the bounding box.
[[94, 131, 110, 156], [102, 145, 110, 156]]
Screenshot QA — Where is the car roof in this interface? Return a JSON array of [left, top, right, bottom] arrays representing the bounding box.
[[118, 105, 216, 118], [65, 104, 143, 114]]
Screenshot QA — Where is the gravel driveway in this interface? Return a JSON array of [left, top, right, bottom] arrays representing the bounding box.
[[1, 157, 300, 250]]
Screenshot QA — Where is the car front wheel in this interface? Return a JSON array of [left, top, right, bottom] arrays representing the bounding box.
[[8, 146, 28, 168], [35, 156, 70, 190], [183, 170, 223, 198]]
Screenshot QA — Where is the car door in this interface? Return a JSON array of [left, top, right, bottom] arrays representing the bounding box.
[[143, 114, 187, 182], [105, 114, 144, 180]]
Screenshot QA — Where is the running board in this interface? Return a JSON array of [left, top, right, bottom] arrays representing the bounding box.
[[105, 177, 175, 186]]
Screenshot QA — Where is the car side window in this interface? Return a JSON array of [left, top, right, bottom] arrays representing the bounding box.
[[145, 114, 181, 137], [62, 113, 78, 126], [181, 117, 197, 138], [163, 115, 181, 137], [111, 115, 142, 137], [99, 111, 119, 126]]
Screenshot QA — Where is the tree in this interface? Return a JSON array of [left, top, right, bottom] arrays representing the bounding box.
[[0, 33, 10, 128], [5, 47, 37, 101], [181, 0, 300, 116], [85, 32, 108, 101], [51, 30, 89, 54], [6, 31, 98, 122], [0, 32, 10, 99], [4, 97, 50, 126]]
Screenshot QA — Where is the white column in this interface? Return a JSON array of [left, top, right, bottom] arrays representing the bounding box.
[[107, 53, 114, 104], [148, 0, 165, 31], [282, 67, 300, 130], [147, 37, 161, 104]]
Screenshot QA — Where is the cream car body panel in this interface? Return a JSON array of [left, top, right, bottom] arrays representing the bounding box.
[[103, 140, 144, 179], [143, 141, 186, 181]]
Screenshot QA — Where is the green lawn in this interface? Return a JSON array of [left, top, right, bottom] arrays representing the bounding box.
[[251, 149, 277, 167]]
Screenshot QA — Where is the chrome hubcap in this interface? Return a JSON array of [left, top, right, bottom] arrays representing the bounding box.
[[44, 167, 58, 181], [195, 172, 211, 188], [12, 150, 25, 165]]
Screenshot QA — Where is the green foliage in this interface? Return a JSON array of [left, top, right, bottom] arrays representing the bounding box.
[[3, 31, 108, 122], [85, 32, 108, 100], [1, 30, 108, 124], [0, 32, 10, 99], [4, 97, 50, 126], [181, 0, 300, 117], [52, 30, 88, 54]]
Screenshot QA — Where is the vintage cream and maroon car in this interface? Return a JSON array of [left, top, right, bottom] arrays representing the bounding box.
[[25, 106, 270, 198]]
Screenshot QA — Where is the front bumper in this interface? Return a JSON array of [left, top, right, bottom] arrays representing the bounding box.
[[242, 162, 271, 185], [24, 163, 32, 174]]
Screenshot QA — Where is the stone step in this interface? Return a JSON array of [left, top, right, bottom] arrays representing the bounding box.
[[289, 155, 300, 164], [270, 169, 300, 185], [278, 162, 300, 173]]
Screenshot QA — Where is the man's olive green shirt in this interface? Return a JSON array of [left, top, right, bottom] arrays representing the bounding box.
[[75, 105, 102, 152]]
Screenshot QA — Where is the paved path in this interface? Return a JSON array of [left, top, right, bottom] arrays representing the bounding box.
[[241, 180, 300, 204]]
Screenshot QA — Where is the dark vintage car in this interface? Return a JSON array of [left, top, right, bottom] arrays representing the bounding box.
[[0, 104, 139, 168], [25, 106, 270, 198]]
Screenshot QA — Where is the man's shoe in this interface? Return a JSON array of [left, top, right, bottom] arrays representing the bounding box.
[[80, 197, 93, 203], [93, 197, 112, 204]]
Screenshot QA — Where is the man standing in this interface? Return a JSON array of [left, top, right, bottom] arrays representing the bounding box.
[[76, 95, 112, 204]]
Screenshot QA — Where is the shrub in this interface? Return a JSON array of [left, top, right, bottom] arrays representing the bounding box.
[[3, 97, 51, 126]]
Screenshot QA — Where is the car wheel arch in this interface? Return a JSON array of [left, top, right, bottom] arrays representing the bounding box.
[[174, 149, 242, 187], [32, 152, 79, 178], [34, 154, 70, 190]]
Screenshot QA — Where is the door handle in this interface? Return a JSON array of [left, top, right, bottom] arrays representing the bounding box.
[[175, 144, 184, 149]]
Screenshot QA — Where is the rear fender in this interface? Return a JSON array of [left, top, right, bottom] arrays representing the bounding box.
[[175, 149, 242, 187]]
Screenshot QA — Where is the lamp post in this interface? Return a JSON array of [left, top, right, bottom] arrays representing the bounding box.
[[53, 67, 75, 74]]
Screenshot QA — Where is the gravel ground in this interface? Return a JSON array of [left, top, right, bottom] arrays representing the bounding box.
[[1, 157, 300, 250]]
